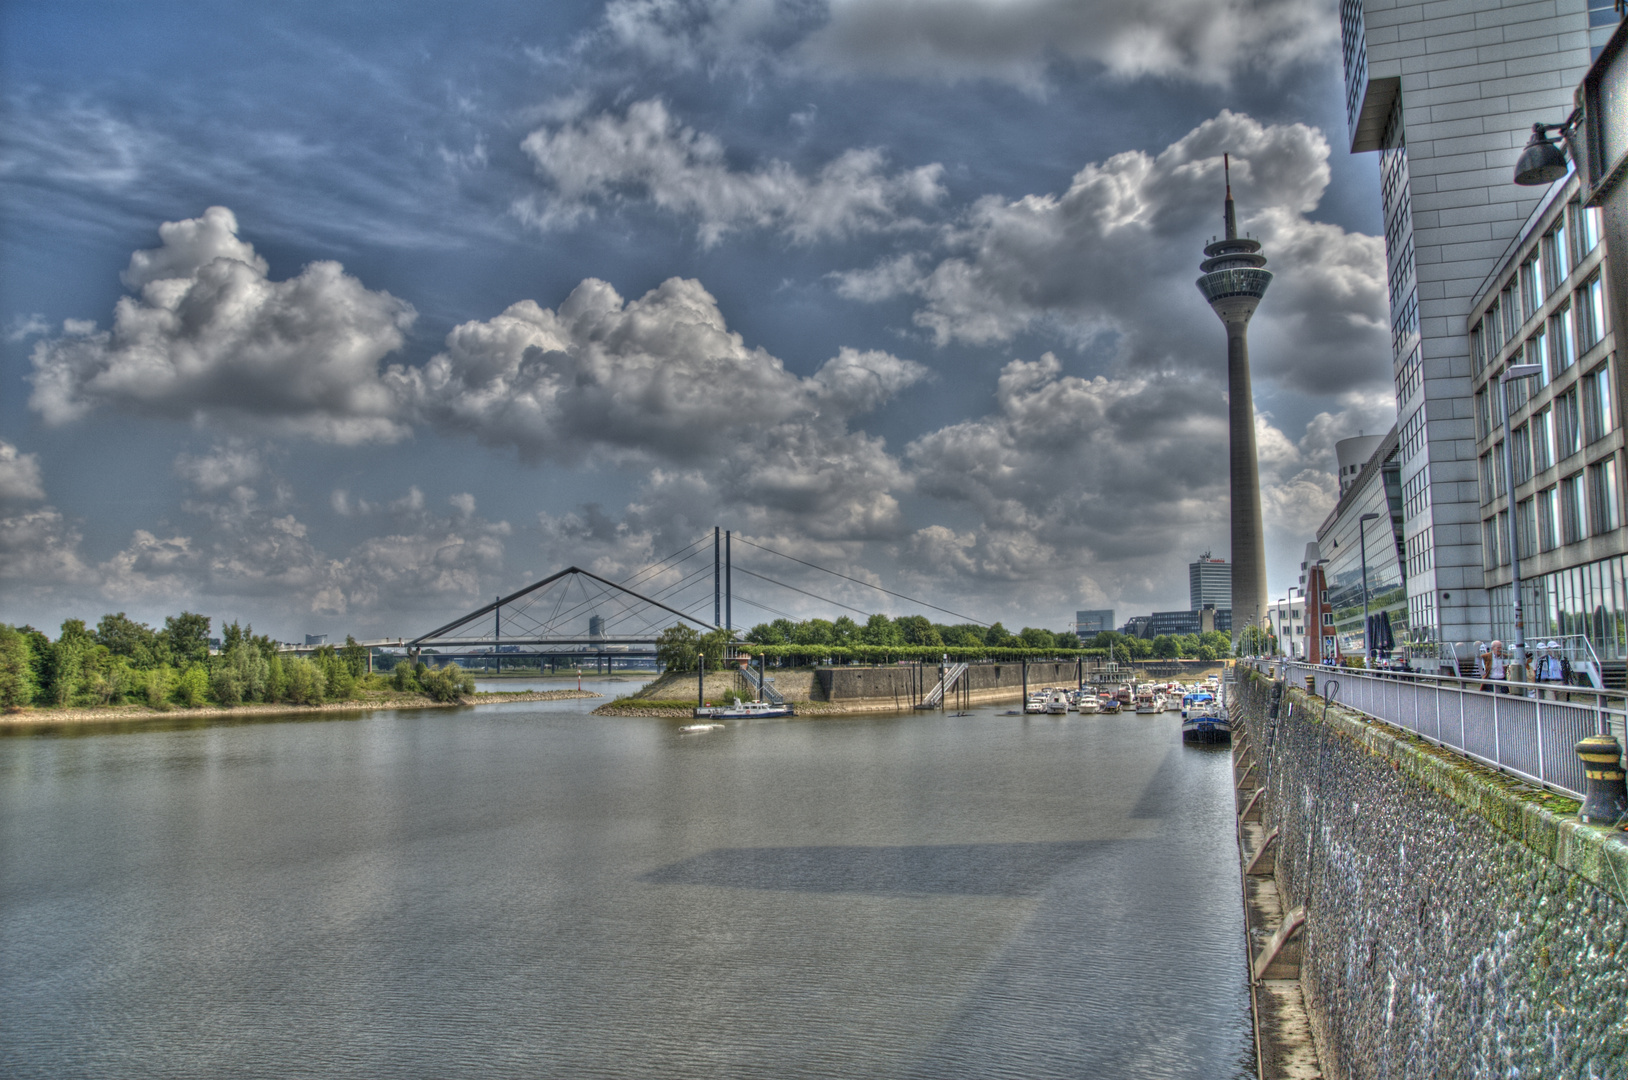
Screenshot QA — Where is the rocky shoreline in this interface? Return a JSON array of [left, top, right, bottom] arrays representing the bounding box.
[[0, 689, 603, 729]]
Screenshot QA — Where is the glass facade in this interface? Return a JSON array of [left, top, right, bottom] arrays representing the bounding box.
[[1490, 555, 1628, 661], [1320, 447, 1407, 655]]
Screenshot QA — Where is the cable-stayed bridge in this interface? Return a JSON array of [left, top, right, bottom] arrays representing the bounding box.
[[391, 528, 987, 671]]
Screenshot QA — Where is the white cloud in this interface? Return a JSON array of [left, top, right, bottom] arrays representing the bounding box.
[[517, 99, 945, 245], [835, 110, 1389, 399], [597, 0, 1337, 89], [173, 444, 264, 494], [0, 441, 46, 501], [0, 507, 90, 586], [28, 207, 416, 444]]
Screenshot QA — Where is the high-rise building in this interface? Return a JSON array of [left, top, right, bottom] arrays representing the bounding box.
[[1189, 555, 1232, 612], [1338, 0, 1617, 648], [1074, 610, 1115, 637], [1197, 157, 1271, 636]]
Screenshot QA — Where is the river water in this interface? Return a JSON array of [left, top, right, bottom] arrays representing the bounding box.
[[0, 692, 1254, 1079]]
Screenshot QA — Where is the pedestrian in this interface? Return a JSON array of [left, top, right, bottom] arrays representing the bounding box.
[[1474, 641, 1491, 692], [1536, 641, 1564, 698], [1489, 640, 1508, 693]]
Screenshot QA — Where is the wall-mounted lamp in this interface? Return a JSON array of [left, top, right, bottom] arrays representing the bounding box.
[[1513, 109, 1582, 186]]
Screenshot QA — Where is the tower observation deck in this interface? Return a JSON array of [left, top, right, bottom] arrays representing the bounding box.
[[1196, 155, 1272, 641]]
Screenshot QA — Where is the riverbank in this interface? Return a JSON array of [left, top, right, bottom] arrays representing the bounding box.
[[0, 688, 603, 729]]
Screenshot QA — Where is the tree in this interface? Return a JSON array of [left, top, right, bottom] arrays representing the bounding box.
[[656, 624, 701, 672], [699, 628, 733, 670], [1018, 627, 1056, 650], [983, 622, 1015, 647], [0, 626, 35, 708], [858, 614, 901, 646], [745, 622, 786, 645], [896, 615, 943, 647], [163, 613, 212, 667], [96, 613, 160, 666], [340, 636, 368, 678], [791, 618, 835, 646], [1151, 634, 1180, 659], [939, 624, 985, 647], [1054, 631, 1081, 650], [830, 616, 859, 645]]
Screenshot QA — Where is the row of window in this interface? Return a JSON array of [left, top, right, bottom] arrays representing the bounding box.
[[1395, 344, 1422, 411], [1403, 465, 1430, 519], [1483, 456, 1622, 567], [1405, 528, 1433, 578], [1475, 203, 1603, 364], [1473, 275, 1606, 378], [1478, 365, 1614, 502], [1399, 405, 1426, 464]]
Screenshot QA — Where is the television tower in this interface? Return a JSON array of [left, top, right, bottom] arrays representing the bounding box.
[[1196, 155, 1272, 640]]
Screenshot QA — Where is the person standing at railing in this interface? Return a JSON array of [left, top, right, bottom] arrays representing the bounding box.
[[1536, 641, 1565, 700], [1475, 642, 1493, 693], [1489, 641, 1509, 693]]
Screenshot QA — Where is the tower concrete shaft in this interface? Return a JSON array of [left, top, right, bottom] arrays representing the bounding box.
[[1195, 156, 1271, 639]]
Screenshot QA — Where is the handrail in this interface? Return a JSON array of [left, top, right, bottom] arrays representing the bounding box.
[[917, 662, 970, 709]]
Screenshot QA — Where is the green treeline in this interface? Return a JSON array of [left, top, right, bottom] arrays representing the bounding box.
[[0, 613, 474, 710], [653, 616, 1238, 670]]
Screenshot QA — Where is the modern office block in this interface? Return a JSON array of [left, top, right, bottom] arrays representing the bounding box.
[[1338, 0, 1614, 648]]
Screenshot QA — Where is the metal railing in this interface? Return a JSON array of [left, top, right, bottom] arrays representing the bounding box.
[[1258, 659, 1627, 800], [916, 662, 969, 709], [737, 665, 784, 706]]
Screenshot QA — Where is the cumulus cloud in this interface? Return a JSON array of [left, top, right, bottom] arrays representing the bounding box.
[[28, 207, 416, 444], [173, 444, 264, 495], [598, 0, 1336, 89], [0, 507, 90, 586], [835, 110, 1389, 399], [517, 99, 945, 245], [0, 441, 46, 501]]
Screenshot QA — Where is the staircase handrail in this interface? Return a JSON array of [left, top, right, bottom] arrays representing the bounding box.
[[917, 661, 969, 709]]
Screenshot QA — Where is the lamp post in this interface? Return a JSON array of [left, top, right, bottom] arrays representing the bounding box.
[[1500, 363, 1544, 683], [1358, 512, 1381, 665]]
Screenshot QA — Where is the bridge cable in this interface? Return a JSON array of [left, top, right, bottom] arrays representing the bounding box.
[[731, 536, 988, 626], [729, 565, 879, 620]]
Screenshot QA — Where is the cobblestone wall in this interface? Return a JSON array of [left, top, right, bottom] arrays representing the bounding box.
[[1234, 669, 1628, 1080]]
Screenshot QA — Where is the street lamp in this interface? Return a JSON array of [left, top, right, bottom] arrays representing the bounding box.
[[1500, 362, 1544, 683], [1512, 109, 1581, 187], [1358, 512, 1381, 665]]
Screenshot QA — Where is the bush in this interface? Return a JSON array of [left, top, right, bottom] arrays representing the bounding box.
[[419, 663, 474, 702], [211, 667, 243, 706], [391, 660, 418, 692], [284, 658, 327, 705], [0, 626, 36, 708], [144, 667, 174, 710], [174, 663, 210, 707]]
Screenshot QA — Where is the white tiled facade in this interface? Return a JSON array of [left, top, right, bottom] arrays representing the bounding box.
[[1339, 0, 1616, 649]]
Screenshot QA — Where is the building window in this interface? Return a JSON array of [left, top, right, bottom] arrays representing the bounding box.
[[1538, 486, 1560, 551], [1562, 472, 1587, 544], [1533, 406, 1554, 472], [1405, 465, 1432, 517], [1575, 201, 1603, 259], [1322, 612, 1333, 625], [1400, 405, 1426, 462], [1406, 529, 1434, 576], [1471, 322, 1487, 374], [1517, 497, 1538, 559], [1578, 274, 1608, 351], [1396, 344, 1423, 407], [1485, 512, 1509, 568], [1543, 221, 1570, 289], [1476, 387, 1492, 441], [1589, 455, 1621, 533], [1488, 299, 1505, 354], [1583, 363, 1615, 443], [1511, 422, 1532, 485], [1503, 284, 1520, 340], [1556, 387, 1582, 460], [1528, 329, 1549, 389], [1521, 258, 1541, 320], [1551, 304, 1576, 373]]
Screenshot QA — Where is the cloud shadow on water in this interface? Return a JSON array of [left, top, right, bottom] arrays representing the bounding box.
[[640, 841, 1124, 897]]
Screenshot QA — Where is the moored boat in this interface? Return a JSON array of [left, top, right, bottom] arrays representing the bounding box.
[[1181, 705, 1231, 744], [1045, 688, 1069, 715], [694, 698, 795, 720]]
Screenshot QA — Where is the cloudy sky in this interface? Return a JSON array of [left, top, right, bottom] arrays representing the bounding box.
[[0, 0, 1394, 641]]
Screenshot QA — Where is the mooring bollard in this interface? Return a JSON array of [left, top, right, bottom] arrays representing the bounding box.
[[1576, 734, 1628, 826]]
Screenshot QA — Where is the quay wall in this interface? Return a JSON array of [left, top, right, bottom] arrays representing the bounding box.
[[816, 661, 1092, 705], [1233, 668, 1628, 1080]]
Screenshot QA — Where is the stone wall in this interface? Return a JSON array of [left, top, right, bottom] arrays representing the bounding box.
[[815, 661, 1095, 703], [1234, 669, 1628, 1079]]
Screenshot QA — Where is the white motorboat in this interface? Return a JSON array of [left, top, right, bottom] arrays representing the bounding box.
[[1045, 689, 1069, 715], [1024, 691, 1049, 714], [694, 698, 795, 720], [679, 722, 725, 733]]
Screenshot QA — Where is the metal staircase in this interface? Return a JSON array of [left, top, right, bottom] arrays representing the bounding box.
[[738, 665, 784, 705], [914, 662, 969, 709]]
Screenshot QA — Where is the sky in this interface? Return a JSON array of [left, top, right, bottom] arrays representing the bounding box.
[[0, 0, 1395, 642]]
